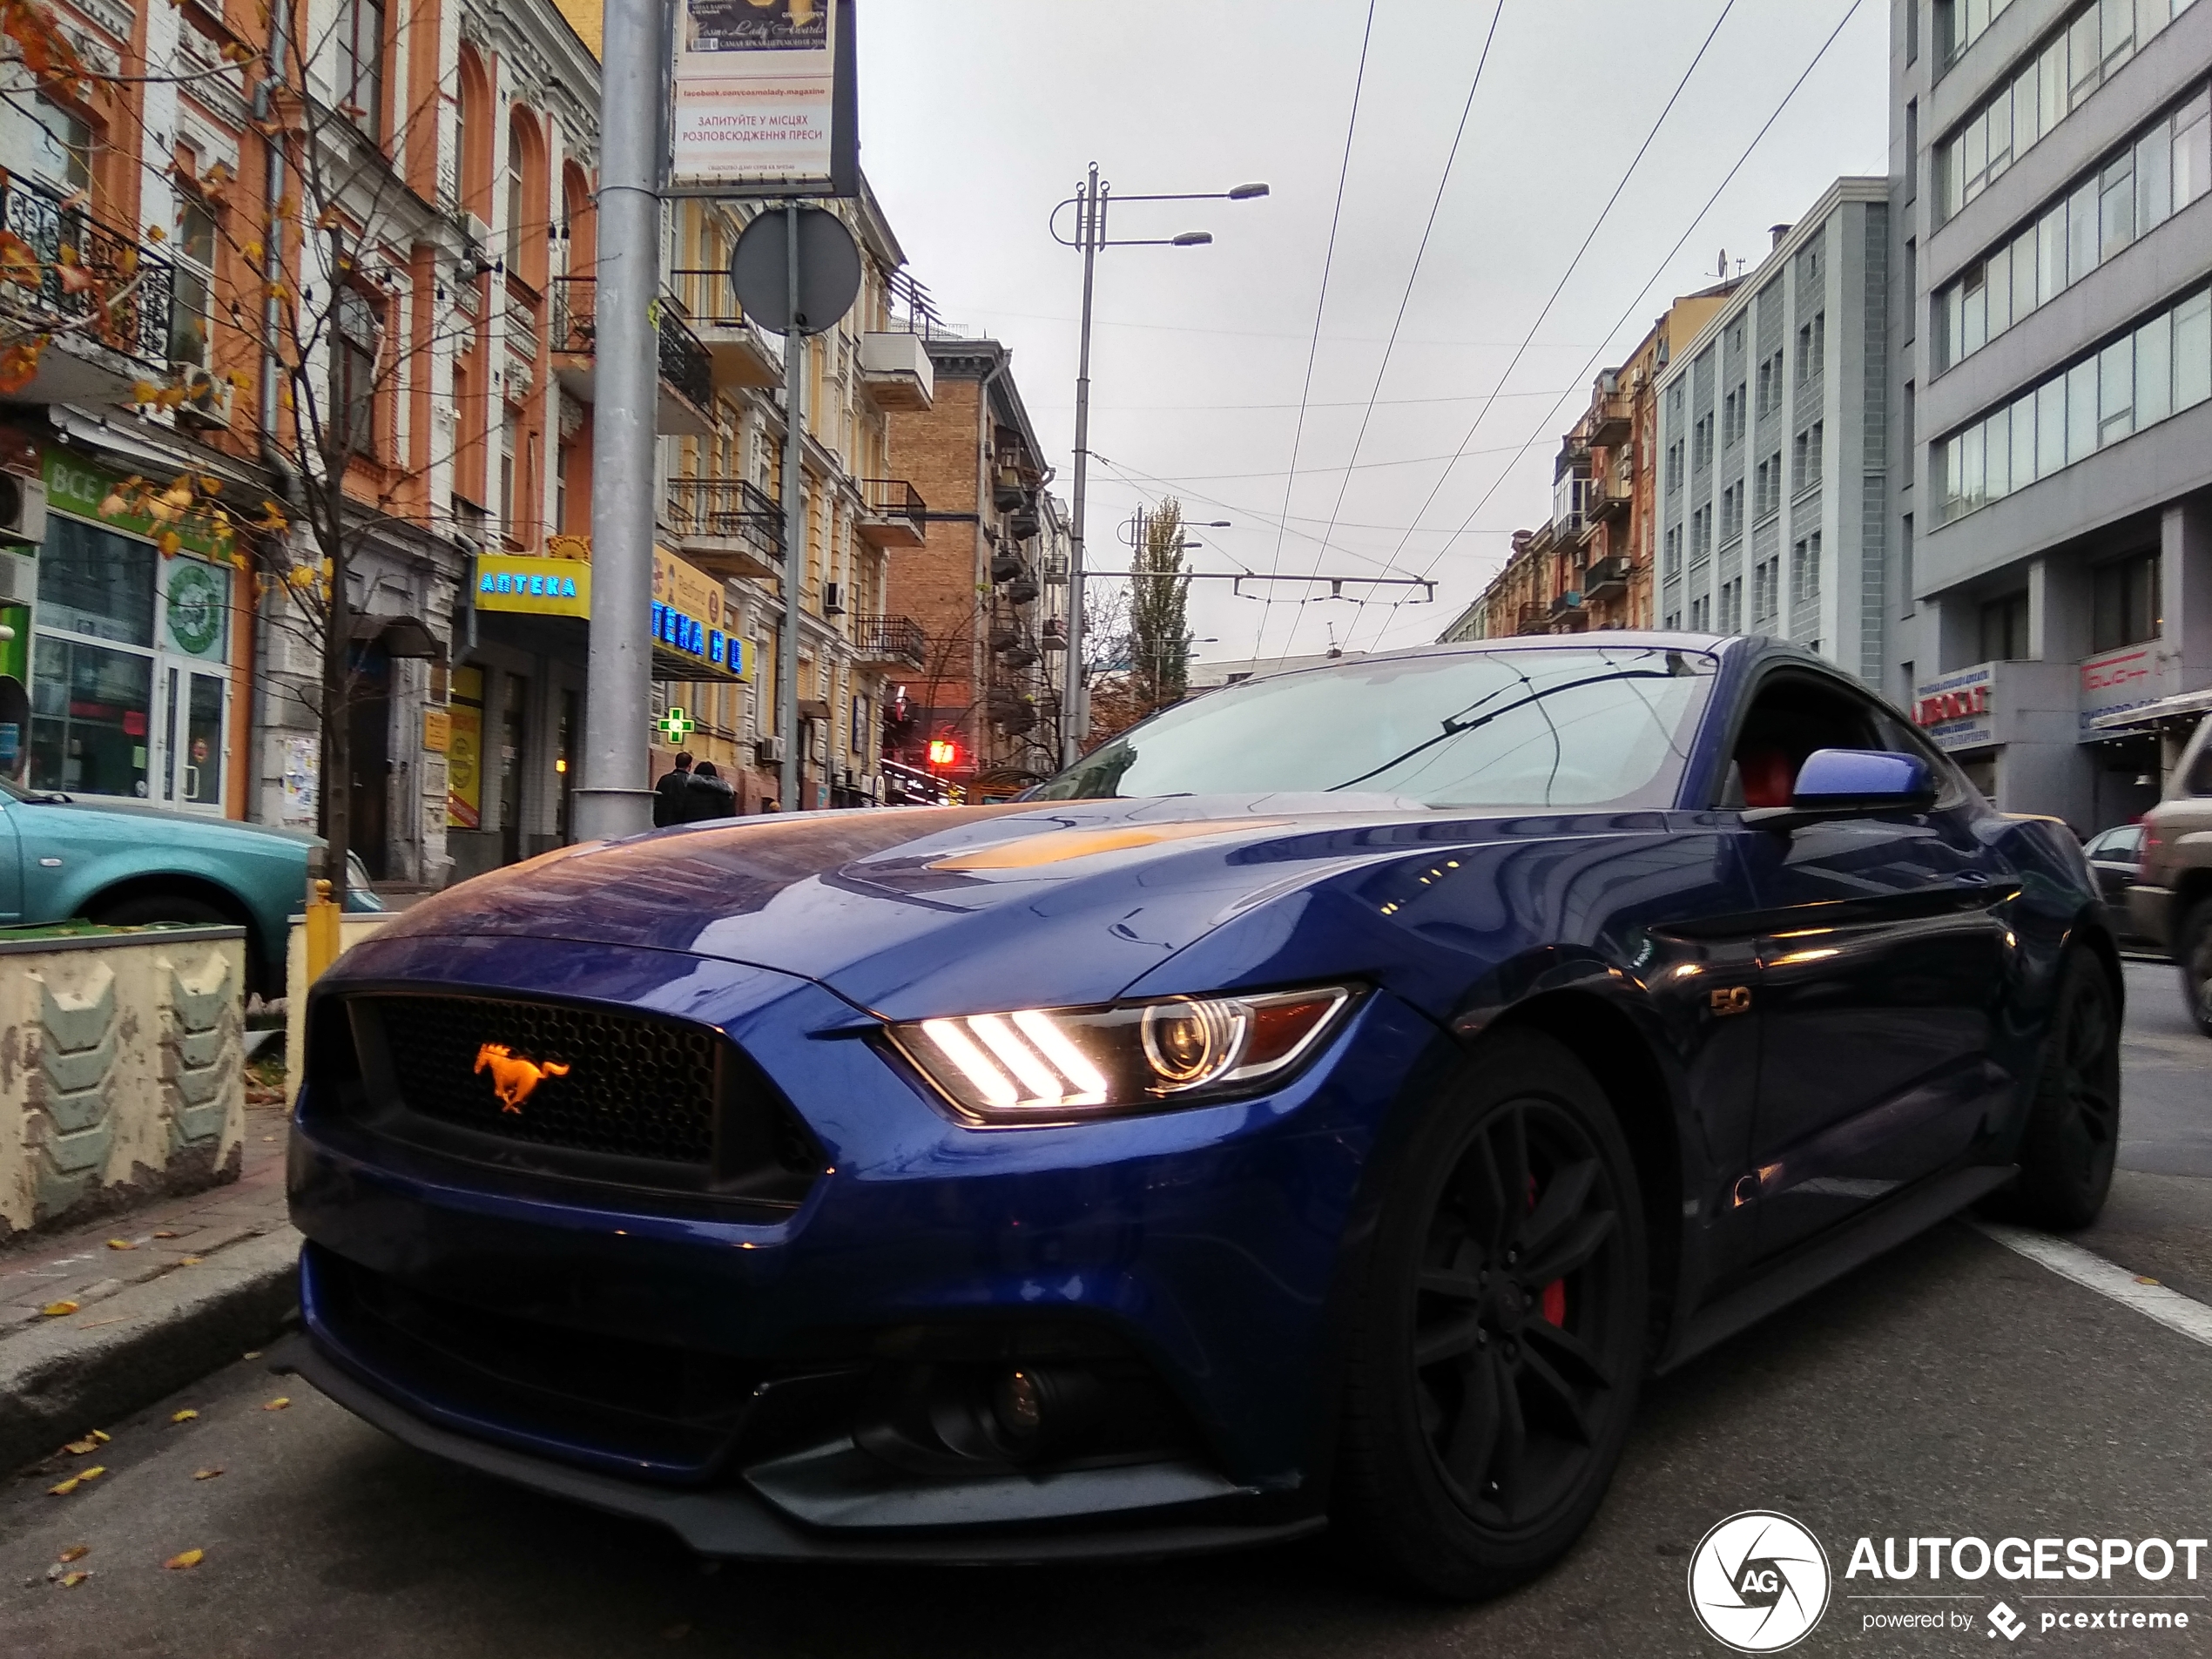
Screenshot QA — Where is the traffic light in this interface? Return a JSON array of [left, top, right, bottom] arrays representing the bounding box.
[[927, 737, 960, 768]]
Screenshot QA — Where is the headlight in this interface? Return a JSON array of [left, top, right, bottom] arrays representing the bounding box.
[[886, 985, 1359, 1125]]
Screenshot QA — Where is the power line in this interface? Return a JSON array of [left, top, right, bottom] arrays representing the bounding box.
[[1352, 0, 1870, 655], [1276, 0, 1508, 659], [1255, 0, 1378, 664]]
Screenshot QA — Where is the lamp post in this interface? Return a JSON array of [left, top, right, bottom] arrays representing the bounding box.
[[1050, 171, 1267, 769]]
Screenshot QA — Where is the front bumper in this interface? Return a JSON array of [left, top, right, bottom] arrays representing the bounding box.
[[287, 932, 1444, 1554]]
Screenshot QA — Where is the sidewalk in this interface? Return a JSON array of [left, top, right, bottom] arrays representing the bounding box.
[[0, 1097, 300, 1474]]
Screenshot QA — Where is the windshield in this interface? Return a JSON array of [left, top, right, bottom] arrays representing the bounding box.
[[1033, 646, 1716, 810]]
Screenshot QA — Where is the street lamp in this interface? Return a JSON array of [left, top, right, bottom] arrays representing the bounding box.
[[1050, 169, 1268, 768]]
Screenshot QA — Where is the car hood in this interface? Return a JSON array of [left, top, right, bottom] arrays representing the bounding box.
[[31, 794, 320, 846], [363, 794, 1588, 1018]]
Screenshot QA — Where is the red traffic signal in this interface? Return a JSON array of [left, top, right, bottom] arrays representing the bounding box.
[[927, 737, 960, 768]]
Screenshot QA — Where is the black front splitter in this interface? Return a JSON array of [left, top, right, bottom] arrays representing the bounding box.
[[266, 1334, 1327, 1565]]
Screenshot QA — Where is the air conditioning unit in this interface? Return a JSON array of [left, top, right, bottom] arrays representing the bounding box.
[[174, 368, 234, 431], [755, 735, 786, 766], [0, 472, 47, 545], [822, 582, 846, 617]]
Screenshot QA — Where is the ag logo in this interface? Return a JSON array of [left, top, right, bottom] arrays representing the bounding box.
[[474, 1043, 570, 1112], [1687, 1510, 1831, 1652]]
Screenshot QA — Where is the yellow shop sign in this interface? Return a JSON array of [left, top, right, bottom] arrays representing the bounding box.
[[475, 555, 591, 617]]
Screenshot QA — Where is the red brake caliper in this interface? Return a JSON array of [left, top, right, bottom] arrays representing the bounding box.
[[1527, 1175, 1567, 1325]]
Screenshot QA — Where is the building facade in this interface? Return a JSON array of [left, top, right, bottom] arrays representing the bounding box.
[[883, 333, 1066, 796], [1656, 182, 1892, 673], [1892, 0, 2212, 828]]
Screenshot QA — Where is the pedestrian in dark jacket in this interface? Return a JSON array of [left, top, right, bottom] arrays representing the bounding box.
[[652, 752, 693, 827], [680, 759, 737, 822]]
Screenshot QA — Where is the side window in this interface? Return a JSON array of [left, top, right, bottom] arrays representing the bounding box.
[[2186, 733, 2212, 796], [1720, 670, 1966, 811]]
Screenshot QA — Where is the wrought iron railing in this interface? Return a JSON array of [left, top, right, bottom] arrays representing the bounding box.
[[853, 613, 927, 668], [860, 475, 925, 528], [665, 267, 742, 328], [664, 475, 782, 562], [550, 274, 712, 411], [0, 172, 173, 368]]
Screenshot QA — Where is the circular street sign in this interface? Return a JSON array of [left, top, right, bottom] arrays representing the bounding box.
[[732, 206, 862, 337]]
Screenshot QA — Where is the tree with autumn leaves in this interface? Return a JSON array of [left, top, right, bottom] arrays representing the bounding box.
[[0, 0, 534, 902]]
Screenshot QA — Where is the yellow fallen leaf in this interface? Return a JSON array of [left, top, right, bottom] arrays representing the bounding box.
[[179, 1255, 202, 1265], [152, 1230, 179, 1239], [91, 1430, 109, 1443], [47, 1478, 79, 1496], [192, 1467, 223, 1480], [164, 1548, 203, 1571], [41, 1300, 78, 1317], [57, 1545, 88, 1562], [79, 1465, 105, 1480], [241, 1351, 261, 1360], [171, 1409, 199, 1424], [106, 1238, 136, 1251], [58, 1570, 91, 1588], [262, 1396, 289, 1411], [64, 1438, 97, 1455]]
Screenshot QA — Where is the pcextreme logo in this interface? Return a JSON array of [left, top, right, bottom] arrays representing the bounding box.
[[1688, 1510, 1832, 1652], [474, 1043, 570, 1112]]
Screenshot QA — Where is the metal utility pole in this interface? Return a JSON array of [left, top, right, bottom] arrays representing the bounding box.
[[576, 0, 662, 841], [779, 204, 805, 813], [1060, 166, 1102, 772], [1049, 172, 1268, 770]]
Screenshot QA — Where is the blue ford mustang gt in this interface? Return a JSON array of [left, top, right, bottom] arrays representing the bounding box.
[[280, 635, 2119, 1596]]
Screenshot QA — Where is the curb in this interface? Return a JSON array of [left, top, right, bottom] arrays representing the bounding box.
[[0, 1227, 300, 1474]]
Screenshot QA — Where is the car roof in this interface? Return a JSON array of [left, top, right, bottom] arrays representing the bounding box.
[[1207, 631, 1784, 691]]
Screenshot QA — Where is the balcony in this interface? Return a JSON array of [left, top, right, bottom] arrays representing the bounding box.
[[859, 330, 934, 409], [663, 476, 783, 581], [666, 269, 781, 391], [1588, 388, 1633, 447], [1587, 470, 1632, 526], [1514, 602, 1550, 634], [0, 172, 175, 407], [852, 613, 927, 671], [1583, 556, 1632, 600], [857, 476, 926, 548], [549, 275, 715, 435]]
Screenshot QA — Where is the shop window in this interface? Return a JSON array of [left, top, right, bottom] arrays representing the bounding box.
[[334, 287, 381, 455], [37, 515, 156, 644], [30, 635, 152, 798], [2092, 550, 2161, 650], [1979, 590, 2031, 659]]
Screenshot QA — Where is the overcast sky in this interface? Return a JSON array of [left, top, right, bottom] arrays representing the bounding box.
[[855, 0, 1891, 669]]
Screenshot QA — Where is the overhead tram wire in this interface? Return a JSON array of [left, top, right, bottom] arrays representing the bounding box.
[[1328, 0, 1739, 652], [1253, 0, 1378, 661], [1278, 0, 1507, 657], [1352, 0, 1869, 653]]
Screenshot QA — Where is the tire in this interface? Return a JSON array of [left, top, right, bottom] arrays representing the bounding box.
[[1332, 1030, 1649, 1600], [2004, 954, 2122, 1231], [2181, 902, 2212, 1039]]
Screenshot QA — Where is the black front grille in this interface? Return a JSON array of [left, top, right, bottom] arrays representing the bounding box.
[[307, 989, 823, 1208], [374, 995, 718, 1163]]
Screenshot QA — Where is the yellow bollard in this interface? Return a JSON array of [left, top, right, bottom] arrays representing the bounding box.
[[304, 877, 342, 984]]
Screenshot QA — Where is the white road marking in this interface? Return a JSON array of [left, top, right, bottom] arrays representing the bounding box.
[[1972, 1220, 2212, 1351]]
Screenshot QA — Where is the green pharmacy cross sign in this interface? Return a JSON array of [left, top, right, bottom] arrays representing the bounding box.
[[658, 706, 696, 744]]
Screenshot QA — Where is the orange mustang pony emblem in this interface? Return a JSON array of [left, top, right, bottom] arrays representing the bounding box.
[[474, 1043, 570, 1112]]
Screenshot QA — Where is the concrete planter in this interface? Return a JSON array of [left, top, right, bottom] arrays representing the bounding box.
[[0, 924, 248, 1243]]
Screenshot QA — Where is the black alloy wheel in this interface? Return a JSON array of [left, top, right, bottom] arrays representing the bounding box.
[[1335, 1031, 1648, 1599], [2184, 904, 2212, 1039], [2003, 954, 2121, 1230]]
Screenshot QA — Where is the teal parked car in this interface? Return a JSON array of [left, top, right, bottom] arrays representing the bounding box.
[[0, 775, 382, 994]]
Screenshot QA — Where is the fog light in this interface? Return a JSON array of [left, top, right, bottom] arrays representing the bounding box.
[[995, 1368, 1044, 1440]]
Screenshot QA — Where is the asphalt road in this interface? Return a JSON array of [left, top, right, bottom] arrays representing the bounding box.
[[3, 975, 2209, 1659]]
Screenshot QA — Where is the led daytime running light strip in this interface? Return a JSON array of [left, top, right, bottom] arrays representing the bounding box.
[[920, 1013, 1111, 1110]]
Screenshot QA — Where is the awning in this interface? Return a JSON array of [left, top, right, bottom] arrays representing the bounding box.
[[799, 698, 833, 721], [349, 614, 442, 658], [2088, 687, 2212, 732]]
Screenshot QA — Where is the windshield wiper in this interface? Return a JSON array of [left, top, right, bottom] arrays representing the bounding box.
[[1325, 669, 1683, 794]]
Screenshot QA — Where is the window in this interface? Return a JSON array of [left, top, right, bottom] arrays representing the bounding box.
[[1690, 594, 1712, 632], [1979, 590, 2031, 659], [1719, 577, 1743, 634], [1792, 422, 1825, 493], [506, 135, 527, 269], [1906, 104, 1920, 205], [1755, 450, 1783, 519], [1720, 482, 1742, 543], [1935, 0, 2200, 223], [1796, 314, 1825, 384], [1938, 282, 2212, 523], [0, 91, 89, 190], [2092, 550, 2161, 649], [1723, 384, 1746, 446], [1900, 514, 1916, 618], [168, 181, 217, 370], [1754, 556, 1780, 628], [1665, 438, 1684, 494], [334, 0, 385, 139], [1691, 506, 1711, 563], [1663, 524, 1682, 578], [1937, 0, 2018, 64], [1756, 353, 1783, 419], [1693, 411, 1715, 470], [333, 287, 380, 455], [500, 408, 519, 540], [1791, 533, 1824, 603], [1904, 383, 1917, 484]]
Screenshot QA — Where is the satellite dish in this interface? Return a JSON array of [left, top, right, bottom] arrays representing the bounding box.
[[732, 207, 862, 337]]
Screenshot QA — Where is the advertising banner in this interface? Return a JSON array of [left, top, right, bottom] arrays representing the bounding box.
[[446, 666, 483, 829], [1912, 663, 1997, 753], [2078, 642, 2168, 739], [668, 0, 856, 196]]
